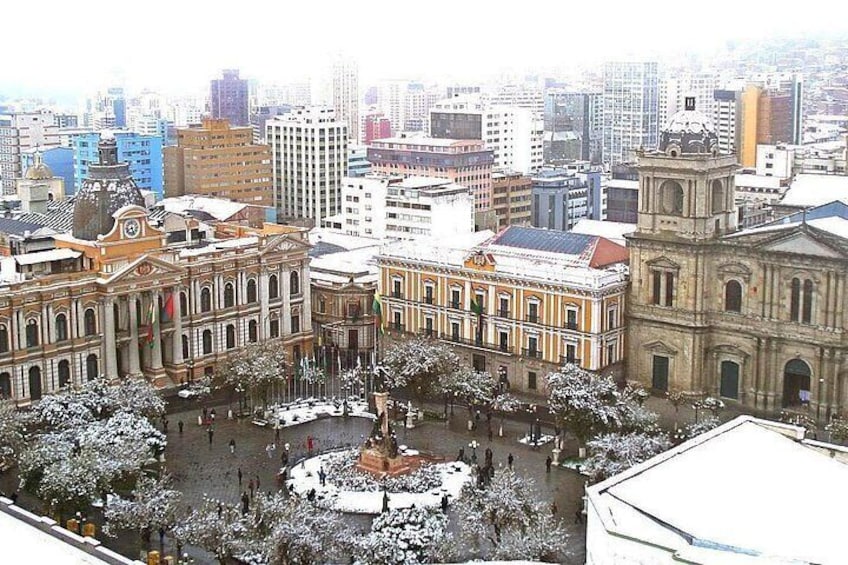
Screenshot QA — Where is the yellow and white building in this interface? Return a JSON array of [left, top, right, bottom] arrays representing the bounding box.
[[377, 226, 629, 395]]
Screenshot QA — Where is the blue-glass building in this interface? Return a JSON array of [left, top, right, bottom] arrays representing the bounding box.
[[73, 132, 163, 199], [531, 167, 601, 231], [20, 147, 75, 196]]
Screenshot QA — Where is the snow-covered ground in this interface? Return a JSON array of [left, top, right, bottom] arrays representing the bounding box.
[[259, 398, 375, 429], [517, 434, 555, 447], [287, 449, 471, 514]]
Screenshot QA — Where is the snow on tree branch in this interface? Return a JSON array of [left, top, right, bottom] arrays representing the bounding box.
[[584, 432, 672, 483], [353, 506, 448, 565]]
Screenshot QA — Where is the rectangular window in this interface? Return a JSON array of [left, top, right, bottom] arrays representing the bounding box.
[[451, 322, 460, 340], [607, 307, 617, 330], [392, 279, 402, 298], [528, 371, 537, 390], [424, 285, 434, 304], [566, 309, 578, 330], [652, 271, 662, 305], [499, 297, 509, 317], [451, 289, 461, 309], [528, 302, 539, 323], [528, 336, 538, 356], [291, 315, 300, 334], [270, 319, 280, 338], [607, 342, 615, 364], [665, 272, 675, 307], [566, 343, 577, 363], [499, 331, 509, 352]]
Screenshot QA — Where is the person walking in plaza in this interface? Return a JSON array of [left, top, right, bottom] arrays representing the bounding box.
[[255, 475, 261, 492], [507, 453, 514, 469], [241, 491, 249, 516], [178, 420, 184, 434], [318, 467, 326, 487], [210, 408, 216, 422], [546, 455, 552, 473], [237, 467, 243, 487], [162, 418, 169, 434], [207, 426, 214, 446], [229, 438, 236, 454], [551, 501, 558, 516], [248, 478, 255, 499], [202, 407, 208, 422]]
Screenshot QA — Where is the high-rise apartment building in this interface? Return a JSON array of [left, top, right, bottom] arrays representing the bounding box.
[[430, 95, 543, 175], [492, 170, 532, 228], [73, 131, 163, 198], [487, 84, 544, 115], [543, 91, 603, 163], [531, 167, 601, 231], [713, 89, 741, 155], [367, 136, 494, 211], [332, 58, 359, 144], [658, 73, 721, 131], [363, 113, 392, 144], [163, 119, 272, 207], [602, 61, 659, 167], [267, 107, 348, 224], [738, 77, 804, 168], [0, 111, 60, 194], [210, 69, 249, 127]]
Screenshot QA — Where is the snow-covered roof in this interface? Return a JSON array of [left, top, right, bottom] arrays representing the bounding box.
[[729, 215, 848, 242], [158, 195, 249, 221], [588, 416, 848, 564], [780, 173, 848, 207], [177, 236, 259, 257], [379, 227, 628, 290], [0, 499, 142, 564], [570, 219, 635, 246], [310, 246, 380, 285], [606, 178, 638, 190], [308, 228, 383, 252], [12, 248, 81, 266]]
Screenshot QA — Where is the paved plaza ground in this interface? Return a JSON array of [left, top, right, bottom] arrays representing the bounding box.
[[162, 398, 588, 564]]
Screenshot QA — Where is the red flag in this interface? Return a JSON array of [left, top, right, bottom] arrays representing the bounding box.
[[163, 292, 175, 321]]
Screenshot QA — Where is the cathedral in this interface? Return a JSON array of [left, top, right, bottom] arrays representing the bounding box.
[[627, 97, 848, 422]]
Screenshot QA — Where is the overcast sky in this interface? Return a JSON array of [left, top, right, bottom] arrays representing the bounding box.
[[2, 0, 846, 100]]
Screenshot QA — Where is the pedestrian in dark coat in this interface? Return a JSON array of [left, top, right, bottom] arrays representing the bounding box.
[[207, 427, 214, 445], [237, 467, 243, 487], [507, 453, 514, 469], [441, 494, 449, 513], [546, 455, 552, 473], [241, 492, 250, 515], [178, 420, 184, 434], [248, 478, 255, 498]]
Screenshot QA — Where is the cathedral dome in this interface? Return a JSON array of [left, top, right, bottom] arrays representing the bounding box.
[[659, 96, 719, 157], [24, 152, 53, 180], [72, 134, 145, 240]]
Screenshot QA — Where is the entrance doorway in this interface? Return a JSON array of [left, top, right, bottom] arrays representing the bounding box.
[[783, 359, 811, 408], [28, 366, 42, 401], [719, 361, 740, 399], [652, 355, 669, 392]]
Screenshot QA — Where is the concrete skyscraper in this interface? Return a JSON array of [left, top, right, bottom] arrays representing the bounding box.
[[602, 61, 659, 167], [267, 108, 348, 224], [210, 69, 249, 127], [332, 57, 359, 143], [0, 111, 60, 194]]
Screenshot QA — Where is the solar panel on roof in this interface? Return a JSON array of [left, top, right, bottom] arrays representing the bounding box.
[[491, 226, 594, 255]]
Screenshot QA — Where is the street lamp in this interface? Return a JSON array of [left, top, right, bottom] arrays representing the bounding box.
[[186, 358, 195, 384], [468, 440, 479, 465]]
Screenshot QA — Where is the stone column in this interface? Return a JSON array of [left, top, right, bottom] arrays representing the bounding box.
[[173, 288, 184, 365], [259, 270, 270, 340], [151, 291, 163, 370], [104, 297, 119, 378], [301, 264, 312, 335], [282, 269, 292, 334], [128, 294, 141, 375]]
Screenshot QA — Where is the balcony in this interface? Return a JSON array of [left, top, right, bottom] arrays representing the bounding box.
[[496, 308, 510, 319], [418, 327, 436, 339], [423, 295, 435, 305], [450, 300, 461, 310], [391, 291, 404, 299], [560, 356, 582, 366], [388, 322, 405, 333], [440, 332, 514, 354], [565, 322, 579, 331], [525, 313, 540, 324], [522, 348, 543, 359]]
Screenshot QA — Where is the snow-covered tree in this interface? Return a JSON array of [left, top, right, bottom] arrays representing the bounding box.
[[0, 399, 26, 470], [353, 506, 448, 565], [215, 342, 288, 408], [381, 337, 460, 398], [439, 366, 495, 408], [453, 469, 569, 562], [339, 367, 365, 396], [619, 403, 662, 435], [173, 496, 245, 564], [681, 416, 721, 440], [103, 474, 182, 548], [584, 432, 672, 483], [827, 417, 848, 444], [545, 365, 628, 451]]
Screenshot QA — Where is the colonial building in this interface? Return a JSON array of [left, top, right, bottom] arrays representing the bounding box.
[[0, 134, 312, 404], [627, 97, 848, 421], [377, 226, 629, 395]]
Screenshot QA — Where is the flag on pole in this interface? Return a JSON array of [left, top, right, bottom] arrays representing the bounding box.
[[356, 356, 362, 370], [337, 351, 343, 371], [372, 293, 384, 335], [146, 301, 156, 348], [162, 292, 175, 322]]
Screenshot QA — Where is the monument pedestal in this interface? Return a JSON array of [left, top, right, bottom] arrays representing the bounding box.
[[356, 447, 411, 477]]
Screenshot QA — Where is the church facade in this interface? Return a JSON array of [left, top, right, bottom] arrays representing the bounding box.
[[627, 98, 848, 422]]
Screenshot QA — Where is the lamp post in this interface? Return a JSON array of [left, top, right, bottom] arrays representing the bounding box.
[[469, 440, 478, 465], [186, 358, 194, 384]]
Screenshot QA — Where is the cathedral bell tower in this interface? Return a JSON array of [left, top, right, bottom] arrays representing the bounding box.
[[635, 97, 738, 240]]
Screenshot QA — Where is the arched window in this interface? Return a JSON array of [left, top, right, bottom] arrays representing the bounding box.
[[202, 330, 213, 354], [28, 366, 42, 401], [84, 308, 97, 336], [660, 180, 684, 215], [201, 287, 212, 313], [86, 354, 98, 381], [269, 275, 279, 300], [180, 292, 188, 318], [58, 360, 71, 388], [802, 279, 813, 324], [224, 283, 235, 308], [290, 271, 300, 296], [25, 319, 39, 348], [248, 320, 258, 343], [226, 325, 236, 349], [0, 325, 8, 353], [790, 278, 800, 321], [724, 280, 742, 312], [711, 180, 725, 214], [55, 314, 68, 342], [182, 335, 190, 360], [246, 279, 258, 303], [0, 372, 11, 398]]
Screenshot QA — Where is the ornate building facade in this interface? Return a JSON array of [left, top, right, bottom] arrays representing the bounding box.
[[0, 135, 312, 404], [377, 226, 629, 395], [627, 97, 848, 421]]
